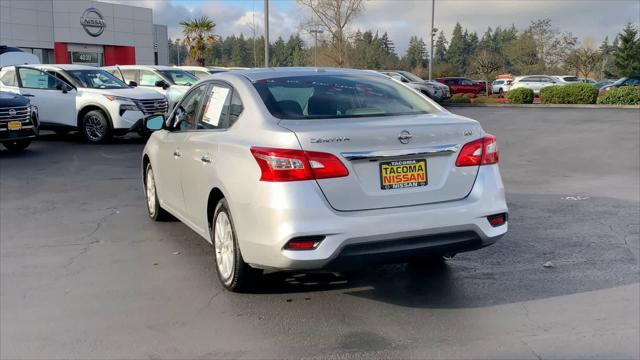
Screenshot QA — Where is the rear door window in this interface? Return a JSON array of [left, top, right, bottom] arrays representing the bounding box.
[[139, 70, 163, 87]]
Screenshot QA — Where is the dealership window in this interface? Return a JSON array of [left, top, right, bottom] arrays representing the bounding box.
[[69, 51, 103, 66], [18, 48, 54, 64]]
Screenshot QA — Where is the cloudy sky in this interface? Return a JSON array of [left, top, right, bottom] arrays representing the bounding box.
[[106, 0, 640, 53]]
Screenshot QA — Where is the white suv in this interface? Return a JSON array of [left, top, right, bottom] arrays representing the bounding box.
[[509, 75, 559, 94], [102, 65, 198, 110], [0, 64, 168, 143]]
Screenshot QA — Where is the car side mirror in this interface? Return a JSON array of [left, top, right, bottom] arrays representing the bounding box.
[[144, 114, 165, 131], [129, 81, 138, 87], [155, 80, 170, 90], [56, 83, 72, 93]]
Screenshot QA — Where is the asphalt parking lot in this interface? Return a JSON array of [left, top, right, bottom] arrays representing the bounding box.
[[1, 107, 639, 359]]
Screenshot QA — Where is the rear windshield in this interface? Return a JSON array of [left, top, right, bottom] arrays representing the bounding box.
[[253, 74, 439, 120]]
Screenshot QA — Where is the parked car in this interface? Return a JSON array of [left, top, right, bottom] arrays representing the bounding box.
[[508, 75, 559, 94], [0, 46, 39, 67], [0, 91, 38, 151], [436, 77, 488, 95], [578, 78, 596, 84], [102, 65, 199, 110], [552, 75, 580, 84], [378, 70, 450, 102], [0, 65, 168, 143], [491, 79, 511, 94], [594, 79, 615, 89], [600, 76, 640, 91], [141, 68, 508, 291], [178, 66, 227, 79]]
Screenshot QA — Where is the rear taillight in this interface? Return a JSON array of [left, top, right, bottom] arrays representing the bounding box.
[[455, 135, 499, 167], [487, 213, 508, 227], [250, 147, 349, 182]]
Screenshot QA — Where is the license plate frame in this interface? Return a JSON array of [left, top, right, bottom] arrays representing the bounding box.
[[379, 159, 428, 190], [7, 121, 22, 131]]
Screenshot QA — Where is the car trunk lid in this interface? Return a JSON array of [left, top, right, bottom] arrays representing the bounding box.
[[279, 113, 482, 211]]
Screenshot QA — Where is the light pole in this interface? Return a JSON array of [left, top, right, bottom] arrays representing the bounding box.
[[428, 0, 435, 80], [264, 0, 269, 67], [310, 29, 324, 67], [176, 38, 181, 66]]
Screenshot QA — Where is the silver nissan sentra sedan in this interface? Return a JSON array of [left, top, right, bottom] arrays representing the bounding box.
[[142, 67, 508, 291]]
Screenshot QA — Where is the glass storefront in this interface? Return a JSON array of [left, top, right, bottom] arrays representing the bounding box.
[[18, 48, 54, 64]]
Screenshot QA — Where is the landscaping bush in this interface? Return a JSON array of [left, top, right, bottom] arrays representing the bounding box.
[[473, 96, 502, 104], [540, 83, 598, 104], [449, 93, 472, 103], [506, 88, 534, 104], [597, 86, 640, 105]]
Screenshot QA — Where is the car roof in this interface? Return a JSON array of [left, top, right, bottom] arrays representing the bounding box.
[[232, 67, 388, 82], [29, 64, 97, 71], [102, 65, 178, 70]]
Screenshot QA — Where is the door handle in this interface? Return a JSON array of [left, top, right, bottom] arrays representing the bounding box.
[[200, 154, 211, 164], [173, 150, 182, 158], [22, 93, 34, 97]]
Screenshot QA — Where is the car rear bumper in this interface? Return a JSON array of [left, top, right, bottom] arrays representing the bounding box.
[[235, 164, 508, 271]]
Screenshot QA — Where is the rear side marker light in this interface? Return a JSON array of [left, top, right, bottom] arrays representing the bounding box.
[[284, 236, 325, 250], [487, 213, 508, 227], [250, 147, 349, 182], [455, 134, 499, 167]]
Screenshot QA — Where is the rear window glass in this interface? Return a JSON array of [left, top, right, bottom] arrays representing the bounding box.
[[253, 74, 439, 120]]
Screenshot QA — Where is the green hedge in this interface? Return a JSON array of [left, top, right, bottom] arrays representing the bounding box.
[[597, 86, 640, 105], [540, 83, 598, 104], [449, 93, 472, 103], [506, 88, 534, 104]]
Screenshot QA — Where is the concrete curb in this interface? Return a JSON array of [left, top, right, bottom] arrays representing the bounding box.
[[444, 103, 640, 109]]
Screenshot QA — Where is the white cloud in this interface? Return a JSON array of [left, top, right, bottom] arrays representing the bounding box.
[[103, 0, 640, 54]]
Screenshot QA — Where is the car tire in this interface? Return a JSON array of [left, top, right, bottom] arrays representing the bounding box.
[[212, 199, 262, 292], [2, 139, 31, 151], [498, 88, 503, 94], [144, 164, 172, 221], [81, 110, 112, 144]]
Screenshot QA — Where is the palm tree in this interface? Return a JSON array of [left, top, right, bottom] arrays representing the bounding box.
[[179, 16, 218, 66]]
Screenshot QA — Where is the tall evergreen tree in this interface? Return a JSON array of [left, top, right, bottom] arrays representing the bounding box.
[[446, 23, 467, 74], [403, 36, 428, 69], [434, 31, 448, 63], [612, 23, 640, 77]]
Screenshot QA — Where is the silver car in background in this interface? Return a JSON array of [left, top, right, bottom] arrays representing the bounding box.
[[142, 68, 508, 291], [379, 70, 451, 102]]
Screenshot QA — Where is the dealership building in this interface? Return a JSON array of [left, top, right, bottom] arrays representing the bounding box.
[[0, 0, 169, 66]]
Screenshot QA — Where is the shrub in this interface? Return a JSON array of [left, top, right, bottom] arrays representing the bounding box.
[[597, 86, 640, 105], [449, 93, 472, 103], [473, 96, 502, 104], [540, 83, 598, 104], [506, 88, 534, 104]]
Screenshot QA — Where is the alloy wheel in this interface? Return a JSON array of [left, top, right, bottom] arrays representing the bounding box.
[[214, 211, 235, 283], [84, 114, 106, 142], [146, 168, 157, 217]]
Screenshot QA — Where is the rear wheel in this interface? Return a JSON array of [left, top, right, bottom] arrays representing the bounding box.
[[212, 199, 262, 292], [145, 164, 171, 221], [2, 139, 31, 151], [81, 110, 111, 144]]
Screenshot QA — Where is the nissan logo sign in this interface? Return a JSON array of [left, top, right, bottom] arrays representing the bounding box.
[[80, 8, 106, 37], [8, 109, 16, 117]]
